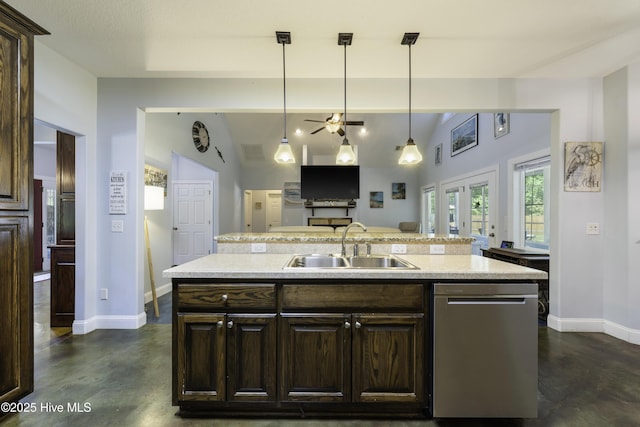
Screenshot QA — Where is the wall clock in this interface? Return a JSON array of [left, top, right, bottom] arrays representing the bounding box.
[[192, 121, 210, 153]]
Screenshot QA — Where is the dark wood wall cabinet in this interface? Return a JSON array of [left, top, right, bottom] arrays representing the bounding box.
[[0, 2, 48, 410], [49, 245, 76, 327], [173, 280, 427, 418]]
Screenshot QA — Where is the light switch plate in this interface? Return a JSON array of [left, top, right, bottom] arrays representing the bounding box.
[[111, 220, 124, 233]]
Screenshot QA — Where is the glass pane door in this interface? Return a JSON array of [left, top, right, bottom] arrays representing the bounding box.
[[446, 188, 460, 235]]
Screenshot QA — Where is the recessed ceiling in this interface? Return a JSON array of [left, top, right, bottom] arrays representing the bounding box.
[[6, 0, 640, 79]]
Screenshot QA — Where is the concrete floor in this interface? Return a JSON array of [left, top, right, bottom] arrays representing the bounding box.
[[3, 281, 640, 426]]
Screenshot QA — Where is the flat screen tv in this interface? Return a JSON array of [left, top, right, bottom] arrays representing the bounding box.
[[301, 165, 360, 200]]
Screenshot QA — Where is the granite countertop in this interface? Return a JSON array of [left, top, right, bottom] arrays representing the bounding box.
[[163, 253, 547, 281], [215, 232, 475, 244]]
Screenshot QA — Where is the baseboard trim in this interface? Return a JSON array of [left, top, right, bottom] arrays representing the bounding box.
[[145, 282, 172, 303], [72, 312, 147, 334], [547, 315, 640, 345]]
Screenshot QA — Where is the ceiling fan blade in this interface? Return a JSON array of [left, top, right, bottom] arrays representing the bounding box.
[[343, 121, 364, 126], [304, 119, 326, 123], [337, 128, 345, 136], [310, 127, 325, 134]]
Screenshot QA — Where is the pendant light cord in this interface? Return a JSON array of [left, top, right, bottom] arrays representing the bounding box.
[[408, 43, 412, 141], [343, 42, 347, 140], [282, 42, 287, 139]]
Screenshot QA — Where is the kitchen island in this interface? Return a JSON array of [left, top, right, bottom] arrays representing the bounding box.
[[164, 253, 546, 419]]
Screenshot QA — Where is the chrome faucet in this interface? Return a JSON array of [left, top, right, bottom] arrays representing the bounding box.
[[341, 222, 367, 257]]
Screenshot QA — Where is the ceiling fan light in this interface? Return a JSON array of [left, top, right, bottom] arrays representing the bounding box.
[[398, 138, 423, 165], [326, 122, 342, 133], [274, 138, 295, 163], [336, 139, 356, 165]]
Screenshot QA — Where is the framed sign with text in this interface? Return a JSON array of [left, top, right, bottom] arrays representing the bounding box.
[[109, 171, 127, 214]]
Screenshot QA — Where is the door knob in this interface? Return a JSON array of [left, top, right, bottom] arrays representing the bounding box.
[[227, 321, 234, 329], [489, 233, 495, 237], [221, 294, 228, 302], [216, 321, 223, 328], [355, 321, 362, 329], [173, 227, 178, 231], [344, 321, 351, 329]]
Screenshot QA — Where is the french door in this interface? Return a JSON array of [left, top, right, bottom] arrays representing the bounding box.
[[440, 170, 497, 249]]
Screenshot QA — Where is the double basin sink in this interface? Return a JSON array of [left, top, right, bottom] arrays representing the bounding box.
[[284, 253, 419, 270]]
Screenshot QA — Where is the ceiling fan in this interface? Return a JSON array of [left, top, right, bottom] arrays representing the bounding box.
[[304, 113, 364, 136]]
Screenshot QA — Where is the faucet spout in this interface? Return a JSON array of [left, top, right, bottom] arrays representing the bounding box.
[[341, 222, 367, 257]]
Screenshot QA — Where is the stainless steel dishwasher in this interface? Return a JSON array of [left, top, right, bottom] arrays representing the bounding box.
[[432, 282, 538, 418]]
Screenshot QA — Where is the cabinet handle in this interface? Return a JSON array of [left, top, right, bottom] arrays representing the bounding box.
[[227, 320, 234, 329], [221, 294, 228, 302], [355, 321, 362, 329], [344, 321, 351, 329], [216, 320, 223, 328]]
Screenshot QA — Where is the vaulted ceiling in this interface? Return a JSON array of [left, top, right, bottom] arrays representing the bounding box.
[[15, 0, 640, 165]]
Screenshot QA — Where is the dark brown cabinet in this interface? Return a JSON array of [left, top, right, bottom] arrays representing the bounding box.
[[280, 314, 351, 402], [49, 245, 75, 327], [280, 312, 424, 405], [172, 281, 427, 417], [0, 3, 47, 409], [174, 284, 277, 405]]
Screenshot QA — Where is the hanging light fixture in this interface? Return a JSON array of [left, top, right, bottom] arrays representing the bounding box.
[[274, 31, 295, 164], [336, 33, 357, 165], [398, 32, 423, 165]]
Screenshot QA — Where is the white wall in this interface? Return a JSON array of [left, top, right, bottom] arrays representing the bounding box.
[[35, 39, 640, 343], [422, 112, 551, 244], [33, 41, 99, 334], [603, 65, 640, 342]]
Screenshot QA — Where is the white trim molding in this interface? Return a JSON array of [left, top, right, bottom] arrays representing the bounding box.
[[548, 315, 640, 345], [72, 312, 147, 334]]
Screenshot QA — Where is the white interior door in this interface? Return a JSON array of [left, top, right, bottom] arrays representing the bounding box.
[[266, 191, 282, 230], [243, 190, 253, 232], [173, 181, 212, 265]]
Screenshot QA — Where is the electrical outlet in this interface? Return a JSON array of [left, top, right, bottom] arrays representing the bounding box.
[[430, 245, 446, 255], [391, 244, 407, 254], [586, 223, 600, 235], [100, 288, 108, 300], [251, 243, 267, 253]]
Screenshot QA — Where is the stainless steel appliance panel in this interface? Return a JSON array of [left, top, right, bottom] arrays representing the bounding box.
[[432, 282, 538, 418]]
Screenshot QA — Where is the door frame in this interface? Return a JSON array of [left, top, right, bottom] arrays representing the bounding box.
[[439, 166, 498, 247]]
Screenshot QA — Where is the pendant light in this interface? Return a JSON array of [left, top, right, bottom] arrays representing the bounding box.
[[398, 32, 423, 165], [336, 33, 356, 165], [274, 31, 295, 164]]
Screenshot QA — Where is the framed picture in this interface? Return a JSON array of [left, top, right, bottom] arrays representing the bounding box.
[[369, 191, 383, 208], [144, 164, 168, 194], [451, 114, 478, 156], [435, 143, 443, 165], [283, 181, 302, 205], [494, 113, 510, 139], [391, 183, 406, 200], [564, 141, 603, 192]]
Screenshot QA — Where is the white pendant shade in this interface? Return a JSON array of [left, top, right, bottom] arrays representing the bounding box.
[[274, 138, 295, 163], [336, 140, 356, 165], [398, 140, 423, 165]]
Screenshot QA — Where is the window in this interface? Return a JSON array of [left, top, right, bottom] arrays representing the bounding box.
[[514, 156, 550, 250], [421, 187, 436, 234], [470, 183, 489, 237]]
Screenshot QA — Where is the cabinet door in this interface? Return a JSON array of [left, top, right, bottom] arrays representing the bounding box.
[[352, 314, 424, 403], [280, 314, 351, 402], [227, 314, 277, 402], [176, 313, 226, 402]]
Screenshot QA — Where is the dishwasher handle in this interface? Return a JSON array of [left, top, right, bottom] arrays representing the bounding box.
[[446, 297, 530, 305]]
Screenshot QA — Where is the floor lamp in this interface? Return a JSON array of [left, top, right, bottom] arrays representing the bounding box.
[[144, 185, 164, 317]]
